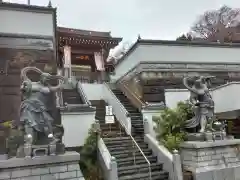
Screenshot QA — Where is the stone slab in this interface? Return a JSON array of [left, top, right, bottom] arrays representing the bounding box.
[[0, 151, 80, 169], [180, 139, 240, 149]]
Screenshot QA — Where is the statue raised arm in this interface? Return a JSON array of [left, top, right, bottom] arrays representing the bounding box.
[[183, 76, 203, 95]]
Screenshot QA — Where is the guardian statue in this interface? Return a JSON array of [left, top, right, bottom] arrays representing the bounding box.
[[19, 67, 64, 157], [183, 76, 215, 133]]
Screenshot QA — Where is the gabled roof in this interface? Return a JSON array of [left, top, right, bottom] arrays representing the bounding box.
[[58, 27, 112, 38], [114, 39, 240, 67], [57, 27, 122, 48]]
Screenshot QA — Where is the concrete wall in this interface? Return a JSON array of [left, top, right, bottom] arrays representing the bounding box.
[[165, 89, 189, 109], [61, 111, 95, 147], [81, 83, 104, 100], [112, 44, 240, 81], [212, 83, 240, 113], [0, 9, 55, 36], [164, 83, 240, 114]]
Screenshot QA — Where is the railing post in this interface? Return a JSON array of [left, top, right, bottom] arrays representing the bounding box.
[[143, 118, 150, 134], [110, 156, 118, 180], [172, 150, 183, 180]]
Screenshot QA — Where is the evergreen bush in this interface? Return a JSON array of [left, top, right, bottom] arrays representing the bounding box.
[[79, 124, 103, 180], [153, 101, 194, 151]]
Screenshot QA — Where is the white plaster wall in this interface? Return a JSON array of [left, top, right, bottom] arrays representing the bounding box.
[[164, 83, 240, 114], [111, 44, 240, 81], [213, 83, 240, 113], [81, 83, 104, 100], [61, 112, 95, 147], [165, 89, 189, 109], [0, 9, 54, 36], [142, 109, 161, 138]]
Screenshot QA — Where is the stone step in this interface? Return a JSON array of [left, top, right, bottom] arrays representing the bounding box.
[[113, 149, 153, 159], [132, 123, 144, 128], [111, 146, 150, 154], [132, 126, 144, 131], [101, 131, 127, 138], [131, 116, 142, 120], [131, 121, 143, 126], [131, 120, 143, 123], [104, 138, 144, 146], [119, 171, 168, 180], [106, 141, 147, 149], [107, 143, 148, 152], [110, 148, 151, 156], [103, 136, 143, 142], [118, 163, 163, 177], [130, 113, 142, 117], [101, 124, 119, 129], [117, 156, 158, 167], [127, 109, 139, 112]]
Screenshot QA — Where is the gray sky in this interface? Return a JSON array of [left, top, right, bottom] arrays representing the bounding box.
[[7, 0, 240, 42]]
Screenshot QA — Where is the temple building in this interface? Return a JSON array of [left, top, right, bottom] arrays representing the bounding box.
[[57, 27, 122, 82], [3, 2, 240, 180]]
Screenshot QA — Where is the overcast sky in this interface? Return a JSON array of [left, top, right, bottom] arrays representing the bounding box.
[[7, 0, 240, 42]]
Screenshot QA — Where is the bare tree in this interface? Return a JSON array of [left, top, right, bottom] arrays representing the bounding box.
[[191, 5, 240, 40], [176, 34, 193, 41], [107, 41, 132, 63]]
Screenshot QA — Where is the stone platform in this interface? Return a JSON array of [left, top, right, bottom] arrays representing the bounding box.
[[0, 151, 85, 180], [180, 139, 240, 180]]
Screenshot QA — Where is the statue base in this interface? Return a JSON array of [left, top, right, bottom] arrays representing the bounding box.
[[186, 131, 233, 142], [16, 142, 65, 158], [180, 139, 240, 180], [0, 151, 85, 180]]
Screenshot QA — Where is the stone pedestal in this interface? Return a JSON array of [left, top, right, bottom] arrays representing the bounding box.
[[180, 140, 240, 180], [186, 131, 231, 142], [0, 151, 85, 180]]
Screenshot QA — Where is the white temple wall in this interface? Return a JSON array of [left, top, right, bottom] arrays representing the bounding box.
[[111, 43, 240, 82], [0, 8, 55, 37], [165, 82, 240, 114], [165, 89, 189, 109], [81, 83, 104, 100]]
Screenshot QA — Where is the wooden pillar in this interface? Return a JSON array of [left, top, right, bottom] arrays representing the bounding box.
[[63, 46, 72, 80]]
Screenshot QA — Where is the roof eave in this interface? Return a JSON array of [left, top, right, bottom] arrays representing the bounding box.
[[0, 2, 56, 13]]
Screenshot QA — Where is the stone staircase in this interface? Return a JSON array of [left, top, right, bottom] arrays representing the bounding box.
[[111, 89, 144, 135], [94, 99, 169, 180], [62, 88, 84, 105]]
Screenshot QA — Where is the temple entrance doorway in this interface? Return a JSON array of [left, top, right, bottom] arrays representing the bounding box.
[[71, 53, 96, 72]]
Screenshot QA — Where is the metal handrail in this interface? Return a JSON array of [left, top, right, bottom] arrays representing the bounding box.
[[118, 81, 145, 111], [77, 81, 92, 106], [103, 82, 129, 117], [120, 82, 165, 110], [121, 82, 145, 106], [119, 124, 152, 180]]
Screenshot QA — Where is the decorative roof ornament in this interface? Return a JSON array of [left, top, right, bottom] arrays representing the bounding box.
[[137, 34, 141, 40], [48, 0, 52, 8]]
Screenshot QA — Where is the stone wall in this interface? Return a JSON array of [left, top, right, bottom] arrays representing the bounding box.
[[180, 140, 240, 180], [0, 151, 84, 180]]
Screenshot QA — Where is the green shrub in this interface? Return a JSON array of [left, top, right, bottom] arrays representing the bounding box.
[[79, 124, 103, 180], [153, 101, 194, 151]]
